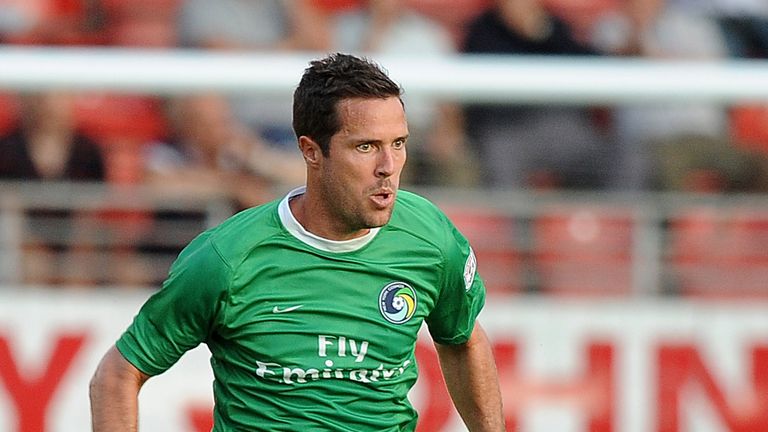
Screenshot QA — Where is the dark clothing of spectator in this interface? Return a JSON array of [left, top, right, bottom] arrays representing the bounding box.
[[0, 128, 105, 181], [0, 127, 106, 284], [463, 9, 595, 55], [462, 7, 615, 190]]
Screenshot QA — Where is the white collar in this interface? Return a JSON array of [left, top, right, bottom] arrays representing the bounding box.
[[278, 186, 380, 253]]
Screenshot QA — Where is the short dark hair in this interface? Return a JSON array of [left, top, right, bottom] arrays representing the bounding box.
[[293, 53, 403, 156]]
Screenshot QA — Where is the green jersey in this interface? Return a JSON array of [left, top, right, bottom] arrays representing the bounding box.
[[116, 187, 486, 431]]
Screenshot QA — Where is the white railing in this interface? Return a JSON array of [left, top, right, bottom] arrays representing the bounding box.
[[1, 47, 768, 103]]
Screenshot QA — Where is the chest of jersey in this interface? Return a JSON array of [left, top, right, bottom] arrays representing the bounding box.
[[210, 233, 445, 386]]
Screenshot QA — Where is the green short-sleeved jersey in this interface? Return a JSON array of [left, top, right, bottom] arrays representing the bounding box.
[[116, 187, 485, 431]]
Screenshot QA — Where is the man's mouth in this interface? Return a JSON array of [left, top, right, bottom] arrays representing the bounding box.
[[370, 190, 395, 208]]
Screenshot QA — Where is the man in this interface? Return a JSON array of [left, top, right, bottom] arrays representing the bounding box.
[[90, 53, 504, 431]]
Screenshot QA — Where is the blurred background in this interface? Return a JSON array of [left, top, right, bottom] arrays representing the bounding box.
[[1, 0, 768, 431]]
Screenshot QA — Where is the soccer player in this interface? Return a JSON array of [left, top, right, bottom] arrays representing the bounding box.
[[90, 53, 504, 431]]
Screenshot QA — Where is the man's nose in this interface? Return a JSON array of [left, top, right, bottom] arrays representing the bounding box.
[[376, 147, 396, 178]]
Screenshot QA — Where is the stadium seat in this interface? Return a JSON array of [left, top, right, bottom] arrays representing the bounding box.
[[532, 206, 634, 296], [99, 0, 181, 47], [73, 94, 168, 183], [442, 206, 521, 295], [731, 104, 768, 155], [669, 207, 768, 299], [0, 93, 19, 136], [74, 94, 167, 143]]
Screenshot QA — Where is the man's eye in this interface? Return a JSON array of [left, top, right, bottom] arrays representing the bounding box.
[[357, 143, 372, 152], [393, 139, 405, 149]]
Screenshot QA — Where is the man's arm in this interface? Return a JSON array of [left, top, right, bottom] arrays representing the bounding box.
[[434, 323, 505, 431], [89, 345, 151, 432]]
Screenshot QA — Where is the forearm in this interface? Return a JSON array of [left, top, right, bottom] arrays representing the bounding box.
[[90, 345, 148, 431], [435, 324, 505, 431]]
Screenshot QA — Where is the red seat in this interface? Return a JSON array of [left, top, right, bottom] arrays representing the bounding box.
[[73, 94, 168, 184], [99, 0, 181, 47], [442, 206, 521, 296], [669, 208, 768, 299], [532, 207, 633, 296], [0, 94, 19, 136], [731, 104, 768, 155], [74, 94, 167, 144]]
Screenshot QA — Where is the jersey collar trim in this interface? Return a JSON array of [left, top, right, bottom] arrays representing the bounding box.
[[278, 186, 380, 253]]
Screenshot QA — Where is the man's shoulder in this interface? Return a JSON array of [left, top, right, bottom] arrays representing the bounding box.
[[395, 189, 451, 217], [394, 189, 439, 212], [204, 199, 283, 261], [391, 189, 453, 238]]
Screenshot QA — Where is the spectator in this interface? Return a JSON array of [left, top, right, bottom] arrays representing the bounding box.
[[0, 91, 106, 285], [144, 93, 304, 208], [594, 0, 756, 191], [0, 0, 103, 45], [462, 0, 615, 190], [177, 0, 308, 51], [697, 0, 768, 192], [701, 0, 768, 59], [404, 0, 491, 47], [0, 92, 104, 181], [176, 0, 312, 150]]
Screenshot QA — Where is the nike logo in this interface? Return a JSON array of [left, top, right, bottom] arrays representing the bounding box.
[[272, 305, 303, 314]]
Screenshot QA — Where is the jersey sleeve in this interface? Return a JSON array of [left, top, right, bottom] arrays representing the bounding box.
[[425, 221, 486, 345], [116, 231, 231, 376]]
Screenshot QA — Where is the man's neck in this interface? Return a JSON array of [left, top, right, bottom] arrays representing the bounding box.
[[288, 190, 370, 241]]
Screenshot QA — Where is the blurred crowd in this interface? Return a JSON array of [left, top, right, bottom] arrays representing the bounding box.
[[1, 0, 768, 194], [1, 0, 768, 287]]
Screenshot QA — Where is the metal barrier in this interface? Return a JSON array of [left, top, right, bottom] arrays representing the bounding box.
[[416, 187, 768, 298], [0, 181, 235, 286], [2, 180, 768, 297]]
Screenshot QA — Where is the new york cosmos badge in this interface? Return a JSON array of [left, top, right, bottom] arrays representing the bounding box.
[[379, 282, 417, 324]]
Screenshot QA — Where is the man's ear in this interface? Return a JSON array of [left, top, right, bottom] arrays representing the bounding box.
[[298, 135, 322, 167]]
